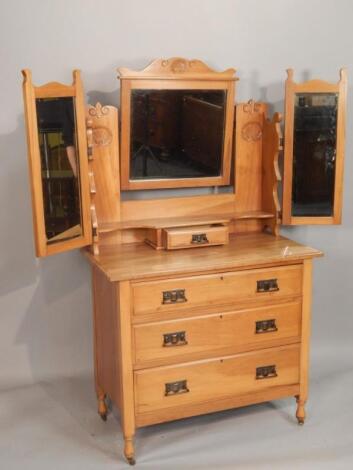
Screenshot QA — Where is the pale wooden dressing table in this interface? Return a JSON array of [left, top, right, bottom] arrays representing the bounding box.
[[22, 59, 346, 465]]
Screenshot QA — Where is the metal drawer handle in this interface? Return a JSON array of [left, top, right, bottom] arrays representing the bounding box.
[[163, 331, 188, 347], [191, 233, 209, 244], [165, 380, 189, 396], [255, 319, 278, 334], [162, 289, 187, 304], [257, 278, 279, 293], [256, 365, 277, 380]]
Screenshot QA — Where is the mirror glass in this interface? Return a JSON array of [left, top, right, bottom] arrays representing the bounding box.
[[36, 97, 82, 243], [292, 92, 338, 217], [130, 89, 227, 180]]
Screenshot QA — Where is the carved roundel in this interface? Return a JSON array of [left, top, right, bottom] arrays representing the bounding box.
[[92, 126, 112, 146], [241, 121, 262, 142]]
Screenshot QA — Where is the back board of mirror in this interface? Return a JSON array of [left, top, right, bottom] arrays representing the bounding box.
[[22, 70, 92, 256], [118, 58, 237, 190], [282, 69, 347, 225]]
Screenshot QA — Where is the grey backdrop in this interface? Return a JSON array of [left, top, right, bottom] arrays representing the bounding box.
[[0, 0, 352, 399]]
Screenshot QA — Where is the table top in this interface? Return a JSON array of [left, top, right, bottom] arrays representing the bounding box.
[[84, 232, 323, 282]]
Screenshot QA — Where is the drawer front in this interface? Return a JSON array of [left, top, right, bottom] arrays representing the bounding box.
[[132, 264, 302, 316], [134, 302, 301, 364], [135, 344, 300, 414], [163, 224, 229, 250]]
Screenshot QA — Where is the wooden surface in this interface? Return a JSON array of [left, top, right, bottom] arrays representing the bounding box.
[[92, 266, 121, 408], [262, 112, 282, 235], [99, 211, 274, 232], [22, 69, 92, 257], [162, 224, 229, 250], [282, 68, 347, 225], [134, 344, 300, 414], [296, 258, 313, 424], [235, 101, 266, 211], [132, 264, 303, 316], [133, 301, 301, 367], [118, 57, 237, 81], [84, 232, 322, 282], [86, 104, 121, 251], [135, 383, 300, 427]]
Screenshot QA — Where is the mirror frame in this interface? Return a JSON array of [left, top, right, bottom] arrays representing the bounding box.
[[22, 69, 92, 256], [282, 68, 347, 225], [118, 58, 237, 190]]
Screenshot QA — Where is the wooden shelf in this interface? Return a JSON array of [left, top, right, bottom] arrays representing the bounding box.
[[98, 211, 275, 234]]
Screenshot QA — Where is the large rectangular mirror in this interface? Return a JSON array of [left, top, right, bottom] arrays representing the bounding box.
[[282, 69, 347, 225], [130, 89, 226, 180], [119, 58, 236, 190], [22, 70, 91, 256]]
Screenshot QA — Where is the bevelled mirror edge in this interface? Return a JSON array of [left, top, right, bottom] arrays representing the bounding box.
[[117, 58, 237, 191], [22, 69, 92, 257], [282, 68, 347, 225]]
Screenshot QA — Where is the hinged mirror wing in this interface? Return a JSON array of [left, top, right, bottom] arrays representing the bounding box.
[[22, 69, 92, 256], [282, 68, 347, 225]]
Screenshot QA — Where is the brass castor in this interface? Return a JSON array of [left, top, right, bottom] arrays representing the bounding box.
[[297, 417, 305, 425], [99, 412, 107, 422], [127, 457, 136, 466]]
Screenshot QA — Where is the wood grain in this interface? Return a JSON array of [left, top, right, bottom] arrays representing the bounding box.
[[84, 232, 322, 282], [133, 301, 301, 366], [132, 264, 303, 316], [134, 344, 300, 414]]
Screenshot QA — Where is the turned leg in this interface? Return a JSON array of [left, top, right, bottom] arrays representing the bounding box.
[[295, 395, 306, 425], [97, 387, 108, 421], [124, 436, 135, 466]]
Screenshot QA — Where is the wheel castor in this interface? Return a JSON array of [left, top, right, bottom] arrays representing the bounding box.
[[127, 457, 136, 466]]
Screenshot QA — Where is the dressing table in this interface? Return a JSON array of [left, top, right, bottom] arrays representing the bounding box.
[[22, 58, 346, 465]]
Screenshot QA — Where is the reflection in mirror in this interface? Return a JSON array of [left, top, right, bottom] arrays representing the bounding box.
[[292, 93, 338, 217], [130, 89, 226, 180], [36, 97, 82, 242]]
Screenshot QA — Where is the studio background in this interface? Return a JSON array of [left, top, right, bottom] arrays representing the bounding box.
[[0, 1, 352, 468]]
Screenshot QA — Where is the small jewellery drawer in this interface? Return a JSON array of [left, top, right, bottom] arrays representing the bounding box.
[[132, 264, 302, 316], [162, 224, 229, 250], [134, 344, 300, 414], [133, 302, 301, 364]]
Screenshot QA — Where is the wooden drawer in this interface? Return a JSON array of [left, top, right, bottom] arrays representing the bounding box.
[[135, 344, 300, 414], [162, 224, 229, 250], [133, 302, 301, 365], [132, 264, 302, 316]]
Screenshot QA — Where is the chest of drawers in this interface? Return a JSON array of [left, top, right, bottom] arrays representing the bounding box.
[[88, 233, 321, 465]]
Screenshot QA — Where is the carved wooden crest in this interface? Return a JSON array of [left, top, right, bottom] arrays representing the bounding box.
[[88, 102, 110, 118], [243, 100, 262, 114], [241, 121, 263, 142], [118, 57, 237, 81], [92, 126, 112, 146]]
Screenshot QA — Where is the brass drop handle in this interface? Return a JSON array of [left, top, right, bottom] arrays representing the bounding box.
[[165, 380, 189, 396], [162, 289, 187, 304], [163, 331, 188, 347], [255, 319, 278, 334], [256, 365, 277, 380], [257, 279, 279, 293], [191, 233, 209, 244]]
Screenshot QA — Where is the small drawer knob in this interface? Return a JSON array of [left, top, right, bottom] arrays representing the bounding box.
[[162, 289, 187, 304], [165, 379, 189, 396], [256, 365, 277, 380], [191, 233, 209, 244], [255, 319, 278, 334], [163, 331, 188, 347], [257, 279, 279, 293]]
